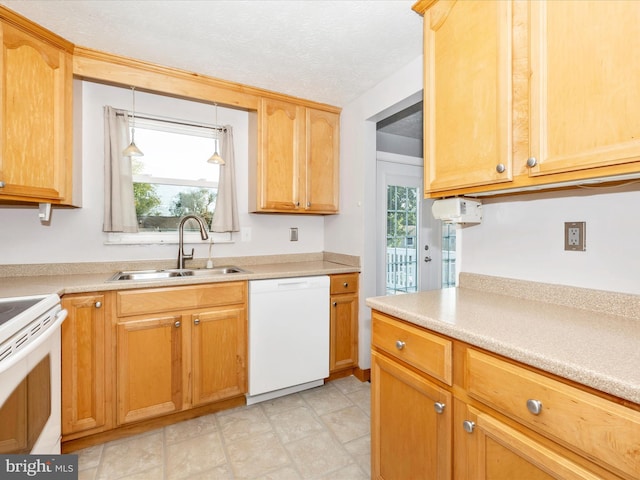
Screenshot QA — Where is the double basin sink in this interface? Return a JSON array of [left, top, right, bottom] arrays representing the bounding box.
[[108, 266, 248, 282]]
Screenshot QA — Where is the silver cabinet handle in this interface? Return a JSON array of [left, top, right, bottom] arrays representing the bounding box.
[[194, 318, 200, 325], [527, 157, 537, 167], [434, 402, 446, 414], [462, 420, 475, 433], [343, 282, 349, 287], [496, 163, 506, 173], [174, 321, 181, 328], [395, 340, 405, 350], [526, 399, 543, 415], [0, 181, 5, 188], [307, 201, 311, 207], [94, 301, 102, 308], [332, 302, 337, 307], [295, 201, 300, 207]]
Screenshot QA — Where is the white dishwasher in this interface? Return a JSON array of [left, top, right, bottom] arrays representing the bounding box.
[[247, 275, 330, 405]]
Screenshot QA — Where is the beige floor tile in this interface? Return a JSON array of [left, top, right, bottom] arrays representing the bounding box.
[[217, 405, 273, 444], [260, 392, 307, 416], [346, 387, 371, 417], [226, 431, 291, 478], [165, 431, 227, 479], [178, 463, 233, 479], [118, 465, 164, 480], [96, 431, 163, 480], [344, 435, 371, 477], [301, 384, 352, 416], [320, 406, 370, 443], [164, 412, 218, 445], [269, 406, 326, 444], [285, 431, 353, 478], [76, 443, 103, 472], [317, 463, 368, 480], [331, 376, 369, 395], [71, 381, 371, 479], [78, 467, 97, 480], [253, 465, 302, 479]]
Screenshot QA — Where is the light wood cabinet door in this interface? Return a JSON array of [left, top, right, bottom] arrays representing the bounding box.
[[528, 1, 640, 178], [61, 294, 111, 437], [190, 306, 247, 407], [329, 292, 358, 373], [257, 98, 304, 211], [0, 17, 73, 203], [422, 0, 512, 195], [371, 351, 451, 480], [458, 404, 606, 480], [117, 315, 183, 425], [304, 108, 339, 213]]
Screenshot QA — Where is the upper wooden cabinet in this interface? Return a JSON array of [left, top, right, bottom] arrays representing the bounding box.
[[421, 0, 513, 195], [0, 8, 74, 204], [251, 98, 339, 214], [527, 0, 640, 178], [414, 0, 640, 198]]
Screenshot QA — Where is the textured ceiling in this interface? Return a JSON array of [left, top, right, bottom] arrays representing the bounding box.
[[0, 0, 423, 107]]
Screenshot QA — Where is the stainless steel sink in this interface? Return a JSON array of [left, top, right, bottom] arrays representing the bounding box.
[[107, 266, 247, 282]]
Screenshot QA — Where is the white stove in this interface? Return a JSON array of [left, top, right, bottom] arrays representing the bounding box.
[[0, 293, 67, 454]]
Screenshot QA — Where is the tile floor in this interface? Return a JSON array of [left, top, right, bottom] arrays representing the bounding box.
[[73, 376, 371, 480]]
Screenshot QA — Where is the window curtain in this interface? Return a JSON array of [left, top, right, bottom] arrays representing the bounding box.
[[103, 106, 138, 233], [211, 126, 240, 232]]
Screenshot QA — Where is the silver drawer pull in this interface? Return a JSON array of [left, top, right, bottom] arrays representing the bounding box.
[[174, 321, 181, 328], [194, 318, 200, 325], [462, 420, 475, 433], [526, 399, 543, 415], [434, 402, 445, 414], [395, 340, 405, 350], [94, 301, 102, 308]]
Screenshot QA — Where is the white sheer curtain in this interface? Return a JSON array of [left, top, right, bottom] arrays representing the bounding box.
[[211, 126, 240, 232], [103, 106, 138, 232]]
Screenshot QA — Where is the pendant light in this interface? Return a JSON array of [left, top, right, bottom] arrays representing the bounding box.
[[122, 86, 144, 157], [207, 103, 225, 165]]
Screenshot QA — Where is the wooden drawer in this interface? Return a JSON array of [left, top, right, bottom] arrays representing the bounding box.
[[372, 311, 452, 386], [330, 273, 358, 295], [116, 282, 246, 318], [466, 348, 640, 480]]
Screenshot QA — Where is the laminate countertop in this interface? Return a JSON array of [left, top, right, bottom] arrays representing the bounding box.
[[0, 253, 360, 298], [366, 273, 640, 405]]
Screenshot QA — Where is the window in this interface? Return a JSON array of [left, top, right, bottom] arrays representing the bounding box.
[[386, 185, 419, 295], [131, 117, 221, 232], [442, 223, 457, 287]]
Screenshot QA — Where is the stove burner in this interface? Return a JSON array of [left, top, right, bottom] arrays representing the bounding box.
[[0, 298, 43, 326]]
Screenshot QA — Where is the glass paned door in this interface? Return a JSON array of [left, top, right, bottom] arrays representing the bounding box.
[[386, 185, 418, 294]]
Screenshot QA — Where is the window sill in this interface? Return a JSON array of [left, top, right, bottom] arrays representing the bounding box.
[[105, 231, 234, 245]]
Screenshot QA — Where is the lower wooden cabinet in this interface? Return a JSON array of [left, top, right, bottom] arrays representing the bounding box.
[[61, 293, 112, 439], [114, 282, 247, 426], [371, 310, 640, 480], [329, 273, 359, 374], [371, 351, 452, 480], [456, 401, 606, 480]]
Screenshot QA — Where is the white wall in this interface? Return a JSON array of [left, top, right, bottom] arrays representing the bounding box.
[[462, 184, 640, 295], [327, 55, 424, 369], [0, 81, 324, 264]]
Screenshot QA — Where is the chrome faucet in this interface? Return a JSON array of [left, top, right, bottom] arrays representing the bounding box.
[[177, 215, 209, 269]]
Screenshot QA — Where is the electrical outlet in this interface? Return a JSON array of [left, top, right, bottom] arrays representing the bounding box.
[[564, 222, 586, 251], [290, 227, 298, 241]]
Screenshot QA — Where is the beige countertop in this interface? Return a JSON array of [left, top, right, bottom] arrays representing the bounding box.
[[0, 253, 360, 298], [366, 273, 640, 405]]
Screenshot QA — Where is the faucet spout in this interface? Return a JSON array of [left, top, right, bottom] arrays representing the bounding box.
[[177, 215, 209, 269]]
